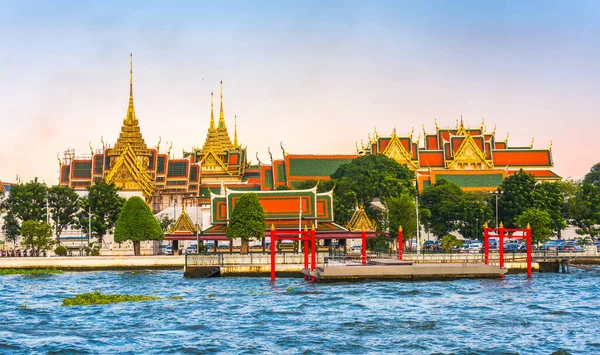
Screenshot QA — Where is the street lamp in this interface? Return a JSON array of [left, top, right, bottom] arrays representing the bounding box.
[[195, 194, 200, 253], [173, 197, 177, 221], [490, 190, 503, 228]]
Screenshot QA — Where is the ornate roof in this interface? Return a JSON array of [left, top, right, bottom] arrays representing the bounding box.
[[168, 207, 198, 234], [346, 205, 377, 232], [200, 82, 235, 156], [105, 143, 154, 199], [108, 54, 151, 159]]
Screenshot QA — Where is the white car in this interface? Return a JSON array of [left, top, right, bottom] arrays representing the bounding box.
[[468, 243, 482, 253]]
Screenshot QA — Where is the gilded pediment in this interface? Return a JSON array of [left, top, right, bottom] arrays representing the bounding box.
[[382, 132, 419, 170], [347, 205, 377, 232], [200, 149, 232, 176], [106, 144, 154, 198], [169, 208, 198, 234], [447, 135, 493, 170]]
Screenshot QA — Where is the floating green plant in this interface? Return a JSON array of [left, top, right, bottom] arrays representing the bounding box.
[[62, 291, 161, 306], [0, 268, 63, 275]]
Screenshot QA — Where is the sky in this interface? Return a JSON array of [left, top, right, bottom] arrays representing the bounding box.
[[1, 0, 599, 185]]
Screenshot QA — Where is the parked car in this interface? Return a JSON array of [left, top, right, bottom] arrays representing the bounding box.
[[504, 244, 522, 253], [561, 241, 583, 252], [163, 246, 173, 255], [185, 245, 197, 254], [423, 240, 436, 251]]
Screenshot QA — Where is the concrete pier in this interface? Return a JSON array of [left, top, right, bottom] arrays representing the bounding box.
[[303, 261, 507, 281]]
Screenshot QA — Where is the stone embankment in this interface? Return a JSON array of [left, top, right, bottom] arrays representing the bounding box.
[[0, 256, 185, 270]]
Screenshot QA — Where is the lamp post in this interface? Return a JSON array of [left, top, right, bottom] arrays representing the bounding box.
[[490, 190, 503, 228], [195, 194, 200, 253], [88, 206, 92, 246], [415, 195, 420, 255]]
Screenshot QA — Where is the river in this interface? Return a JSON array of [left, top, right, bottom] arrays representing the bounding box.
[[1, 269, 598, 354]]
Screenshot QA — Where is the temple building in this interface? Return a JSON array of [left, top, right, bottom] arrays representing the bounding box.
[[359, 118, 559, 191], [57, 55, 560, 217]]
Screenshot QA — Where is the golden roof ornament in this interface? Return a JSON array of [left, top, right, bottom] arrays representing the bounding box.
[[422, 124, 427, 136], [155, 136, 161, 151], [89, 142, 94, 155], [434, 119, 439, 130], [504, 132, 509, 143], [218, 80, 226, 129], [480, 118, 485, 130], [530, 137, 534, 148], [549, 140, 553, 150], [209, 92, 215, 130], [233, 116, 239, 147]]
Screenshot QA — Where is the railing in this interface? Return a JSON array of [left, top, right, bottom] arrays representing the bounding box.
[[185, 250, 600, 268]]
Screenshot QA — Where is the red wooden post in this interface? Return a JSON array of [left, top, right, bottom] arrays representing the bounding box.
[[303, 226, 309, 280], [361, 227, 367, 265], [270, 224, 276, 282], [526, 223, 532, 278], [483, 223, 489, 265], [311, 224, 316, 282], [499, 222, 505, 273], [398, 226, 403, 261]]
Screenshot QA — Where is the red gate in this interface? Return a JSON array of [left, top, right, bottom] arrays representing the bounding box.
[[483, 223, 532, 278], [270, 224, 316, 282]]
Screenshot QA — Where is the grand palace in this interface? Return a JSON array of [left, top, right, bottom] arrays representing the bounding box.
[[57, 56, 559, 215]]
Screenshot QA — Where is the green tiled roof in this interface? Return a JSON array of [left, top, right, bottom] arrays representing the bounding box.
[[276, 163, 286, 183], [73, 161, 92, 178], [436, 173, 504, 188], [288, 158, 354, 177]]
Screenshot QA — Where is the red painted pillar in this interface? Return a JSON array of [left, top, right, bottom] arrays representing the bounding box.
[[499, 223, 505, 273], [484, 223, 489, 265], [526, 223, 532, 278], [398, 226, 403, 261], [361, 227, 367, 265], [270, 225, 276, 282], [311, 225, 316, 282], [303, 229, 309, 280]]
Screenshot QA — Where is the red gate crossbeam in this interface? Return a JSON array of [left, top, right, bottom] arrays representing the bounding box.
[[483, 224, 532, 278], [270, 225, 316, 282]]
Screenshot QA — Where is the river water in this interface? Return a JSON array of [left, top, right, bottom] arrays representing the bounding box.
[[0, 269, 598, 355]]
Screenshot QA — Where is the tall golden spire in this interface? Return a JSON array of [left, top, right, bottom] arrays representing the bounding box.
[[125, 53, 136, 123], [210, 92, 215, 130], [218, 80, 226, 129], [233, 115, 238, 147]]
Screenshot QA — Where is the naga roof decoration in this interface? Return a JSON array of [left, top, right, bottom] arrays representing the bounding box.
[[108, 54, 151, 161], [105, 143, 154, 199], [168, 206, 198, 234], [346, 205, 377, 232]]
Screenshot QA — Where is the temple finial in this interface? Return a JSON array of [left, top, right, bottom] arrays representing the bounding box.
[[125, 53, 136, 123], [209, 92, 215, 130], [218, 80, 226, 129], [234, 115, 239, 147]]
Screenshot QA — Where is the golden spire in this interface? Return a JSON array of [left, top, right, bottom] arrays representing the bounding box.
[[218, 80, 226, 129], [210, 92, 215, 130], [233, 115, 239, 147], [125, 53, 136, 123]]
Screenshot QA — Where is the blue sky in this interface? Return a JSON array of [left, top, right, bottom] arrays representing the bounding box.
[[1, 1, 599, 184]]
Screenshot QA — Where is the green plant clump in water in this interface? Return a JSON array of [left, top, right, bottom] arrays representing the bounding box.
[[62, 291, 161, 306], [0, 268, 63, 275]]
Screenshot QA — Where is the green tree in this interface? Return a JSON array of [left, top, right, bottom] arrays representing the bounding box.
[[2, 212, 21, 247], [385, 192, 417, 245], [47, 185, 80, 244], [583, 162, 600, 187], [497, 169, 536, 227], [0, 178, 48, 224], [457, 192, 493, 240], [568, 181, 600, 238], [78, 180, 125, 247], [157, 214, 175, 233], [420, 179, 464, 238], [331, 154, 416, 226], [20, 220, 55, 255], [533, 182, 566, 236], [515, 208, 553, 245], [114, 196, 164, 256], [440, 235, 463, 252], [226, 193, 266, 254]]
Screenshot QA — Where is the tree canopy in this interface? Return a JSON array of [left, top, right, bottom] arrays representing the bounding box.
[[0, 178, 48, 224], [114, 196, 163, 256], [226, 193, 266, 253], [20, 220, 54, 254], [420, 179, 464, 238], [331, 154, 416, 226], [385, 192, 417, 240], [78, 180, 125, 247], [47, 185, 80, 244], [515, 208, 553, 245]]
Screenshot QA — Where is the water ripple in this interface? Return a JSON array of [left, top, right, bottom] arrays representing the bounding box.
[[1, 269, 599, 354]]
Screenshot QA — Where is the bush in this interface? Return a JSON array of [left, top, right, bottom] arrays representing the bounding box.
[[54, 245, 67, 256]]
